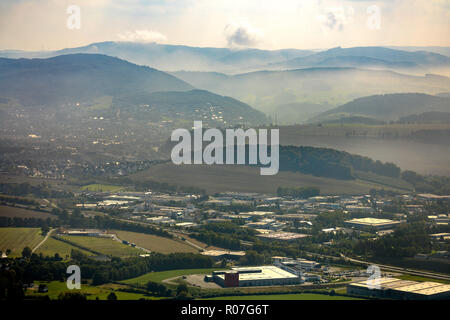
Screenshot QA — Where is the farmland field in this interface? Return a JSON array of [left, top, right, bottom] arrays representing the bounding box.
[[121, 268, 223, 286], [204, 293, 364, 300], [59, 235, 144, 258], [113, 230, 198, 254], [0, 227, 44, 257], [35, 236, 94, 259], [0, 205, 56, 219], [131, 163, 402, 195]]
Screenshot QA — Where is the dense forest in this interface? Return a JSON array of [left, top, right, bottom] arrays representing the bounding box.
[[278, 146, 401, 180], [277, 186, 320, 198]]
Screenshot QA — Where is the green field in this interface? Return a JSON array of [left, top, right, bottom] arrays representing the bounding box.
[[354, 171, 413, 191], [59, 235, 143, 258], [35, 236, 94, 259], [80, 184, 123, 192], [131, 163, 397, 195], [113, 230, 198, 254], [0, 227, 44, 257], [26, 281, 159, 300], [121, 268, 223, 286], [204, 293, 363, 300]]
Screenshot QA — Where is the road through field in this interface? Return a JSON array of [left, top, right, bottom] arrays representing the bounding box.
[[32, 228, 54, 253]]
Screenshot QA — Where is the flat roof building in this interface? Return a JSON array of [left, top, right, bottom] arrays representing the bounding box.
[[344, 218, 403, 230], [200, 250, 246, 260], [347, 277, 450, 300], [256, 231, 309, 241], [212, 266, 302, 287]]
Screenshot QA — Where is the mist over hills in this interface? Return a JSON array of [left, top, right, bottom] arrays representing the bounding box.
[[0, 41, 315, 74], [3, 42, 450, 125], [270, 46, 450, 71], [174, 68, 450, 123], [0, 54, 269, 128], [398, 112, 450, 124], [312, 93, 450, 123], [3, 42, 450, 75], [388, 46, 450, 58]]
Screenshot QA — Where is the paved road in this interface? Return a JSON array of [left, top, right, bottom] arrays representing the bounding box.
[[109, 233, 151, 254], [32, 228, 54, 253], [339, 253, 450, 281]]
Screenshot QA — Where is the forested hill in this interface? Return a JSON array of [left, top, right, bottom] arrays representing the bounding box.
[[278, 145, 401, 180], [313, 93, 450, 122], [277, 145, 450, 194], [0, 54, 193, 106]]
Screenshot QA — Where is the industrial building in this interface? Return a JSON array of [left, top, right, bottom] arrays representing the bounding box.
[[344, 218, 403, 231], [347, 278, 450, 300], [211, 266, 302, 287], [60, 229, 108, 237], [200, 250, 246, 260], [256, 231, 309, 241], [273, 257, 320, 271]]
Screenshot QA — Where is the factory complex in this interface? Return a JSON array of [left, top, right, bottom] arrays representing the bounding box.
[[210, 266, 303, 287]]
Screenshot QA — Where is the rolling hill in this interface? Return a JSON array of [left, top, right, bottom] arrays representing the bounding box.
[[173, 68, 450, 123], [398, 111, 450, 124], [110, 89, 268, 126], [0, 53, 194, 106], [312, 93, 450, 122]]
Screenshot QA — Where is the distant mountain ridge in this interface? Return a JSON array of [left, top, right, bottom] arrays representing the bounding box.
[[3, 42, 450, 74], [0, 41, 315, 73], [270, 46, 450, 70]]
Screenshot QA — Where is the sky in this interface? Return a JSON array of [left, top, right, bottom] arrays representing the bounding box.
[[0, 0, 449, 51]]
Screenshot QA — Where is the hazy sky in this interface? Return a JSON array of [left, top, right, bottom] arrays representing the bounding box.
[[1, 0, 449, 51]]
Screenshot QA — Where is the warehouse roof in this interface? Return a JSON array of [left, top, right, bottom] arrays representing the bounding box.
[[345, 218, 401, 226], [215, 266, 298, 281], [349, 278, 450, 296]]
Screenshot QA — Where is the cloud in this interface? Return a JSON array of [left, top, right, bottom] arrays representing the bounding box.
[[116, 29, 167, 43], [224, 21, 264, 48], [317, 6, 355, 31]]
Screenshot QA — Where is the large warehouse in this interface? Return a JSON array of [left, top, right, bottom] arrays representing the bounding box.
[[347, 277, 450, 300], [344, 218, 403, 230], [211, 266, 302, 287]]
